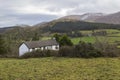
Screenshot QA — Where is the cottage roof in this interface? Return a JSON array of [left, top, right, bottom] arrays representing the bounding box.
[[24, 39, 59, 49]]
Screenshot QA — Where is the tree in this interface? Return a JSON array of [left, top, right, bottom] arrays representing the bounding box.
[[32, 32, 39, 41], [53, 34, 73, 46], [74, 41, 102, 58], [59, 35, 73, 46], [53, 33, 61, 42], [0, 34, 6, 55]]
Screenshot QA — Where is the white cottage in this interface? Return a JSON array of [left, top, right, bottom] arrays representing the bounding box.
[[19, 39, 59, 56]]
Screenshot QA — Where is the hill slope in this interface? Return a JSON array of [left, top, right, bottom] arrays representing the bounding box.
[[40, 20, 120, 33], [0, 27, 15, 33], [95, 12, 120, 24], [57, 11, 120, 24], [58, 13, 105, 22]]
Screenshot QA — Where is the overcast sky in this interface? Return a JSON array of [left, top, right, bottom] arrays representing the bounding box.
[[0, 0, 120, 27]]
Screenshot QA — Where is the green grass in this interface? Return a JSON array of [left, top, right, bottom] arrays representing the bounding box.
[[71, 36, 120, 44], [71, 37, 95, 44], [80, 29, 120, 35], [41, 29, 120, 45], [105, 29, 120, 34], [0, 57, 120, 80], [80, 30, 92, 35], [117, 46, 120, 48], [108, 33, 120, 37], [41, 37, 51, 40]]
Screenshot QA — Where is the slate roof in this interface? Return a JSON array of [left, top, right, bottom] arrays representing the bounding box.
[[24, 39, 59, 49]]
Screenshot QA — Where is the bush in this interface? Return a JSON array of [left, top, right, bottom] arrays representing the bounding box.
[[59, 46, 74, 57], [0, 34, 6, 55], [58, 42, 103, 58], [102, 45, 120, 57], [20, 50, 58, 58], [74, 42, 102, 58], [94, 42, 120, 57]]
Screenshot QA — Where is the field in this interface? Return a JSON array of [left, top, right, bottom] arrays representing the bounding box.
[[71, 29, 120, 44], [71, 36, 120, 44], [71, 37, 95, 44], [0, 57, 120, 80], [41, 29, 120, 45]]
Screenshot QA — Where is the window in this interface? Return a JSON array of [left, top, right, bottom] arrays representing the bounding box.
[[55, 46, 58, 49]]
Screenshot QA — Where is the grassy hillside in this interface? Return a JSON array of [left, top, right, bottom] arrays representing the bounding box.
[[71, 37, 95, 44], [40, 29, 120, 44], [71, 29, 120, 44], [0, 57, 120, 80], [71, 36, 120, 44]]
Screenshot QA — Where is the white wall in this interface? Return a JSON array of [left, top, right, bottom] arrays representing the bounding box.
[[30, 49, 33, 52], [45, 45, 59, 50], [19, 43, 29, 56], [19, 44, 59, 56], [52, 45, 59, 50]]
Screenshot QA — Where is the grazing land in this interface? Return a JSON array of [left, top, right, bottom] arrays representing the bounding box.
[[0, 57, 120, 80], [71, 36, 120, 44], [71, 29, 120, 44], [41, 29, 120, 44]]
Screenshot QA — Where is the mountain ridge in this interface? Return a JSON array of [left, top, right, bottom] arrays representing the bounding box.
[[1, 11, 120, 33], [95, 12, 120, 24]]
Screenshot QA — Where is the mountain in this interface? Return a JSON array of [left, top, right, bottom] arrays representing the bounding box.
[[0, 27, 15, 33], [57, 12, 120, 24], [58, 15, 81, 21], [33, 22, 49, 28], [2, 12, 120, 34], [49, 21, 120, 33], [58, 13, 105, 22], [3, 20, 120, 41], [31, 12, 120, 33], [59, 11, 120, 25], [0, 24, 31, 33], [2, 17, 120, 42], [95, 12, 120, 24], [80, 13, 105, 22], [33, 20, 120, 33]]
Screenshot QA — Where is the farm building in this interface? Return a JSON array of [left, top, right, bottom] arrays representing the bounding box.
[[19, 39, 59, 56]]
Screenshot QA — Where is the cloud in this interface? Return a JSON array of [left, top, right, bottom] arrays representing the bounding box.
[[0, 13, 58, 27], [0, 0, 120, 27]]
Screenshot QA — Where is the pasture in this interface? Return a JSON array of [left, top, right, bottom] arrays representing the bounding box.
[[72, 29, 120, 44], [0, 57, 120, 80], [71, 36, 120, 44], [41, 29, 120, 45]]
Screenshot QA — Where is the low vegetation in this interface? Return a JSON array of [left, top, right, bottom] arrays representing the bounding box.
[[0, 57, 120, 80], [20, 50, 58, 58], [0, 34, 6, 55]]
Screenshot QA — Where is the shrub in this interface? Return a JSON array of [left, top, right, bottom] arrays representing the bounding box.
[[59, 46, 74, 57], [0, 34, 6, 55], [94, 42, 120, 57], [58, 41, 103, 58], [20, 50, 58, 58], [74, 41, 102, 58], [102, 45, 120, 57]]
